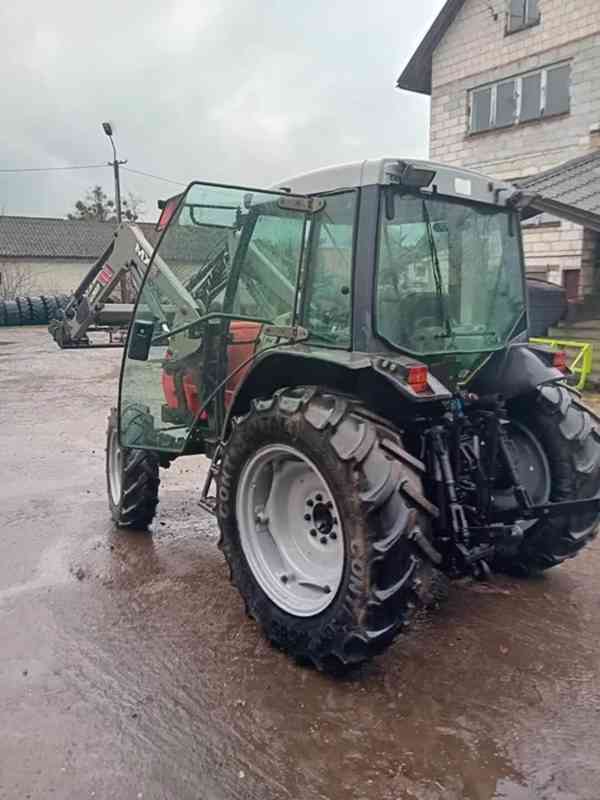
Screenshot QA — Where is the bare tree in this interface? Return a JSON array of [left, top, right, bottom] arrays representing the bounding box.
[[67, 186, 145, 222], [0, 263, 39, 300]]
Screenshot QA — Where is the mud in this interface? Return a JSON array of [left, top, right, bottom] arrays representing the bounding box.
[[2, 328, 600, 800]]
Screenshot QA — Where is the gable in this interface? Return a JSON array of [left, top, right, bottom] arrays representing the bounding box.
[[397, 0, 466, 95]]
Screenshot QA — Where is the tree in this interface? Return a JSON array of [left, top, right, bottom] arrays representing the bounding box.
[[0, 262, 38, 300], [67, 186, 145, 222]]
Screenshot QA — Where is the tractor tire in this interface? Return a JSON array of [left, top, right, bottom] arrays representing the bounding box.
[[498, 385, 600, 575], [4, 301, 20, 327], [30, 297, 47, 324], [217, 386, 447, 670], [43, 296, 63, 322], [105, 407, 160, 530], [15, 296, 33, 325]]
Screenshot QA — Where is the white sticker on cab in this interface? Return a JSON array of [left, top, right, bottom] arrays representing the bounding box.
[[454, 178, 472, 196]]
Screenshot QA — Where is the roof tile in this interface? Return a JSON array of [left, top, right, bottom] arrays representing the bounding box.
[[0, 216, 157, 259]]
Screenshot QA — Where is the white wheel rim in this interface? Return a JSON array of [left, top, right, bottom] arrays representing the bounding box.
[[236, 444, 345, 617], [108, 428, 123, 506]]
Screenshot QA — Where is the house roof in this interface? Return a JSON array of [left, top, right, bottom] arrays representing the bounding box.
[[0, 216, 158, 260], [397, 0, 465, 95], [517, 149, 600, 233]]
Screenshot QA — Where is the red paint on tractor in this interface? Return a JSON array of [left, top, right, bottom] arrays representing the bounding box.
[[224, 321, 262, 408], [160, 321, 262, 419]]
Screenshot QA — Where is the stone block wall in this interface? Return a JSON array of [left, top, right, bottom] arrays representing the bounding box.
[[427, 0, 600, 296]]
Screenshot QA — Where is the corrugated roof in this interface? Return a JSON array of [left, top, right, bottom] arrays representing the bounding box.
[[517, 150, 600, 232], [0, 216, 158, 259], [397, 0, 465, 95]]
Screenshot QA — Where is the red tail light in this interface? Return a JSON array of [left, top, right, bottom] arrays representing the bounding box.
[[553, 351, 567, 370], [407, 365, 429, 393]]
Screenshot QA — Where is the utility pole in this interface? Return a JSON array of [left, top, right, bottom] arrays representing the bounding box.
[[102, 122, 127, 222], [101, 122, 129, 300]]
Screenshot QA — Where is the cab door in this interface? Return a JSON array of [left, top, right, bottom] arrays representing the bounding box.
[[118, 181, 310, 455]]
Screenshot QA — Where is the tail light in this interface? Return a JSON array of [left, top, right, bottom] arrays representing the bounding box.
[[552, 351, 567, 370], [407, 365, 429, 393]]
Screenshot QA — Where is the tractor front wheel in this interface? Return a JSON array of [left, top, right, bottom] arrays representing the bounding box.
[[217, 387, 447, 670], [497, 385, 600, 575], [105, 408, 160, 530]]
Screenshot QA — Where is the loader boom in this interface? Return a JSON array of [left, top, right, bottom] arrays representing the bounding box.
[[49, 223, 204, 349], [49, 224, 152, 348]]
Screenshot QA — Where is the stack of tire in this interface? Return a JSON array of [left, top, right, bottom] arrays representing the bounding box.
[[0, 295, 70, 327]]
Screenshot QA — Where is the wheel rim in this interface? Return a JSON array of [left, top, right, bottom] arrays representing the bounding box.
[[236, 444, 345, 617], [108, 427, 123, 506]]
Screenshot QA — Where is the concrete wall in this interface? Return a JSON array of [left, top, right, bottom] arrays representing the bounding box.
[[0, 259, 91, 298], [429, 0, 600, 295]]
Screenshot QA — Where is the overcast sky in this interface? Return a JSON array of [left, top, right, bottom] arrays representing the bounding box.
[[0, 0, 442, 221]]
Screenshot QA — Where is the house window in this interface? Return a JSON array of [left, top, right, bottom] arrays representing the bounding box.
[[472, 87, 493, 133], [507, 0, 540, 33], [468, 63, 571, 133], [545, 64, 571, 116], [496, 80, 517, 127]]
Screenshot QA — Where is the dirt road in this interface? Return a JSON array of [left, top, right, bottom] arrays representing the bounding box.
[[2, 328, 600, 800]]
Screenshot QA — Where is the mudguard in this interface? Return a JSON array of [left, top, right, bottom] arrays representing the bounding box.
[[469, 343, 566, 399]]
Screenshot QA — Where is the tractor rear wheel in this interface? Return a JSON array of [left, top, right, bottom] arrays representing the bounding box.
[[105, 407, 160, 530], [497, 385, 600, 575], [217, 387, 447, 670]]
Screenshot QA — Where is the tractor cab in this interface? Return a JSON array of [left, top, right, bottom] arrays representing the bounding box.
[[118, 159, 531, 457]]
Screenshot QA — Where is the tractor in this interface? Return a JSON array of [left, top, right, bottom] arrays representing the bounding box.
[[93, 158, 600, 669]]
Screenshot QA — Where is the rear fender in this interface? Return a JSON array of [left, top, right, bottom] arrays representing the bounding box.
[[222, 349, 450, 437], [469, 343, 567, 400]]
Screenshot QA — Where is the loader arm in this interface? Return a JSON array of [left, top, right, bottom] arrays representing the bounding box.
[[49, 223, 204, 349]]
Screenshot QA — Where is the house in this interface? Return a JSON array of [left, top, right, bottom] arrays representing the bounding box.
[[0, 216, 157, 298], [398, 0, 600, 301]]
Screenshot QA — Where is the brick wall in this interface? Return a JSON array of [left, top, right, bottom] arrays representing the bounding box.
[[428, 0, 600, 295]]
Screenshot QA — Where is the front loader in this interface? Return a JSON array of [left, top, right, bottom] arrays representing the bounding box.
[[59, 158, 600, 670]]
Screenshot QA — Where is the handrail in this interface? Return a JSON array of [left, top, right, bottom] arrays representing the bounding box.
[[531, 337, 593, 391]]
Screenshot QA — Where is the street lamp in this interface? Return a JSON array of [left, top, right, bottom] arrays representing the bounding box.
[[102, 122, 129, 301], [101, 121, 127, 224]]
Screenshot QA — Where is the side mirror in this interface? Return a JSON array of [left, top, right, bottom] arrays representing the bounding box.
[[128, 319, 154, 361]]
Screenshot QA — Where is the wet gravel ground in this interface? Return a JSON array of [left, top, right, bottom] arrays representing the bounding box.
[[2, 328, 600, 800]]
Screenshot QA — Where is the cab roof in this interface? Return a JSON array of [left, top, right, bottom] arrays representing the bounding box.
[[273, 158, 517, 208]]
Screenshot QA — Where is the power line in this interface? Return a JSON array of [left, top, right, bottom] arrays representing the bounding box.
[[122, 166, 187, 186], [0, 163, 108, 173], [0, 162, 187, 188]]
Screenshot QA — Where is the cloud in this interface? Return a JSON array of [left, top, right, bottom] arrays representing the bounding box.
[[0, 0, 440, 219]]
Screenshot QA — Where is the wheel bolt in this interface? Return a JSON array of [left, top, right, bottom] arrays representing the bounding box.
[[326, 501, 333, 509], [330, 531, 337, 540], [310, 529, 317, 537], [304, 513, 311, 521], [281, 575, 288, 584], [320, 536, 328, 545], [316, 494, 323, 502], [307, 499, 314, 507]]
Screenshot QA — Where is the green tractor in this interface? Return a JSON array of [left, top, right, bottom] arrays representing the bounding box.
[[106, 158, 600, 670]]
